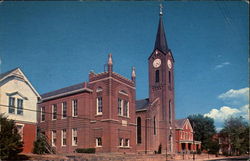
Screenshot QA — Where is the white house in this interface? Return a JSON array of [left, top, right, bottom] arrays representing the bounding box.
[[0, 68, 40, 153]]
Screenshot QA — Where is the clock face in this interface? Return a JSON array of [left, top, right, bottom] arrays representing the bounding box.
[[167, 60, 172, 69], [153, 59, 161, 68]]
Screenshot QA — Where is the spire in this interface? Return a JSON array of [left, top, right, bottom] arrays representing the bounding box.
[[108, 53, 113, 72], [154, 4, 169, 54], [131, 67, 136, 82]]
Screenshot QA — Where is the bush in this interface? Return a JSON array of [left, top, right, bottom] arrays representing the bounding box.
[[75, 148, 95, 153], [0, 115, 23, 160], [33, 134, 50, 154]]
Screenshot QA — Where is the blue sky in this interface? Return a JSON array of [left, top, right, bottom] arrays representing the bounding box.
[[0, 1, 248, 130]]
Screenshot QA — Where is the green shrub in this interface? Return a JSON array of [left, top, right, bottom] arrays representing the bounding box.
[[0, 114, 23, 160], [75, 148, 95, 153]]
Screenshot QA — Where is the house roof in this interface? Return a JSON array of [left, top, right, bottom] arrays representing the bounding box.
[[175, 118, 188, 129], [0, 68, 40, 98], [0, 67, 19, 80], [40, 82, 92, 102], [136, 98, 149, 111]]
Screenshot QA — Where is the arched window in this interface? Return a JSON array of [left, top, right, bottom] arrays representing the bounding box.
[[169, 71, 171, 84], [169, 100, 172, 124], [155, 70, 159, 83], [153, 116, 156, 135], [96, 87, 103, 92], [137, 117, 142, 144]]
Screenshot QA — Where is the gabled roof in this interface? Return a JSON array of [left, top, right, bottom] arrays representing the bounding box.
[[136, 98, 149, 111], [41, 82, 92, 102], [0, 68, 40, 98], [175, 118, 188, 129], [154, 14, 169, 54], [175, 118, 193, 132], [0, 67, 19, 80]]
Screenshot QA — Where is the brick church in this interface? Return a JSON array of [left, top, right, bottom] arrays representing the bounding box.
[[38, 7, 176, 154]]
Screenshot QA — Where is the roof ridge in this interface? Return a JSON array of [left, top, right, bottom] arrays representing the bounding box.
[[41, 82, 85, 96]]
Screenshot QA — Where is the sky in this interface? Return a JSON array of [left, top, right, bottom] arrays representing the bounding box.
[[0, 1, 249, 130]]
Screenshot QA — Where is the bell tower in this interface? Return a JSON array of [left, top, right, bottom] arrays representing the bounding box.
[[148, 4, 175, 153]]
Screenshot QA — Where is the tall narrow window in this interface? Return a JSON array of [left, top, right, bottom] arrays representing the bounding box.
[[16, 124, 24, 141], [61, 129, 66, 146], [72, 100, 78, 117], [17, 99, 23, 115], [169, 135, 173, 152], [97, 97, 102, 115], [137, 117, 142, 144], [153, 116, 156, 135], [119, 138, 123, 147], [9, 97, 15, 114], [169, 71, 171, 84], [41, 107, 45, 122], [52, 104, 57, 120], [52, 130, 56, 147], [96, 137, 102, 147], [155, 70, 159, 83], [169, 100, 172, 124], [124, 139, 130, 147], [123, 100, 129, 117], [62, 102, 67, 118], [72, 128, 77, 146], [118, 98, 122, 116]]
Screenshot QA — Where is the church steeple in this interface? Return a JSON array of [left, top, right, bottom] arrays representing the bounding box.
[[154, 4, 169, 54]]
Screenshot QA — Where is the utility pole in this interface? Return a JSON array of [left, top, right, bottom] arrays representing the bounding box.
[[166, 143, 168, 161], [192, 121, 195, 160]]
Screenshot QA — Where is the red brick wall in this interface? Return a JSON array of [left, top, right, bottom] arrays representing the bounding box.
[[22, 123, 36, 153], [38, 70, 136, 153]]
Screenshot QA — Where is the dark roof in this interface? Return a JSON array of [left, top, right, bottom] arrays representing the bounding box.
[[175, 118, 187, 129], [41, 83, 86, 99], [0, 68, 19, 80], [136, 98, 149, 111], [154, 14, 169, 54]]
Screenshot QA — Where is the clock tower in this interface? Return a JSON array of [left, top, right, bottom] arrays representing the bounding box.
[[148, 4, 175, 153]]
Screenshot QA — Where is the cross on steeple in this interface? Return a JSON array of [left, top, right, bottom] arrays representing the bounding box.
[[160, 3, 163, 15]]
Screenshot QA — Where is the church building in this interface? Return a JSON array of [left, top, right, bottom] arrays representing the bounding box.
[[38, 6, 176, 154]]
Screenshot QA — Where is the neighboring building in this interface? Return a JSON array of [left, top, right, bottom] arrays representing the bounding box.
[[0, 68, 40, 153], [175, 118, 201, 153], [38, 7, 176, 154]]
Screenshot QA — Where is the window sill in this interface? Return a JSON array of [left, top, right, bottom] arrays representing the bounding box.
[[72, 144, 78, 146], [95, 114, 103, 116], [95, 146, 102, 148], [119, 146, 131, 149], [118, 115, 130, 119], [72, 116, 78, 118]]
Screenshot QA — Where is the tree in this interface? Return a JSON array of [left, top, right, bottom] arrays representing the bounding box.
[[220, 116, 249, 155], [188, 114, 217, 151], [33, 129, 55, 154], [0, 114, 23, 160]]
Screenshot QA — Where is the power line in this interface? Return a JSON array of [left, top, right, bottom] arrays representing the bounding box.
[[0, 104, 176, 131]]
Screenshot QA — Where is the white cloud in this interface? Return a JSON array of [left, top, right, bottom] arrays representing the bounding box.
[[214, 62, 230, 69], [218, 87, 249, 106], [204, 106, 241, 122], [218, 87, 249, 99], [240, 104, 249, 120]]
